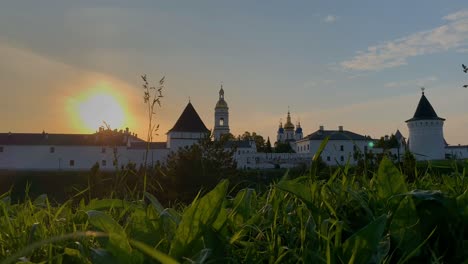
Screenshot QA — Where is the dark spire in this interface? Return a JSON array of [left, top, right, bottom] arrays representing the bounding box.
[[168, 102, 209, 133], [405, 91, 445, 122]]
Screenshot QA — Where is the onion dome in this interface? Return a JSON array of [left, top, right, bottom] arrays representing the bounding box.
[[283, 111, 295, 130], [295, 122, 302, 134], [215, 85, 229, 109], [278, 122, 284, 134]]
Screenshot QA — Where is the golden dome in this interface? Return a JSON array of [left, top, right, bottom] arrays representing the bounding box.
[[215, 99, 228, 109], [215, 85, 228, 109], [284, 121, 295, 130], [283, 111, 295, 130]]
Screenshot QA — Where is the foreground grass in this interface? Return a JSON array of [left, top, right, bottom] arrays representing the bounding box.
[[0, 157, 467, 263]]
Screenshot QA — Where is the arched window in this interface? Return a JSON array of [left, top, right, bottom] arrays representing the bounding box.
[[219, 118, 224, 126]]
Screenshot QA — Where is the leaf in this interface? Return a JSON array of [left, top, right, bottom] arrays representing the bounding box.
[[375, 157, 407, 208], [86, 210, 134, 262], [311, 137, 329, 177], [232, 188, 256, 224], [169, 180, 229, 259], [342, 215, 387, 264], [456, 190, 468, 222], [276, 177, 320, 215], [389, 196, 421, 257], [129, 239, 178, 264], [33, 194, 48, 207], [144, 192, 164, 214], [90, 248, 118, 264], [63, 247, 91, 263], [84, 199, 134, 211]]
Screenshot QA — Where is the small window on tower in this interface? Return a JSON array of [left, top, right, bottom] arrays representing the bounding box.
[[69, 160, 75, 167], [0, 146, 3, 152], [102, 160, 107, 166], [219, 118, 224, 126], [50, 147, 55, 153]]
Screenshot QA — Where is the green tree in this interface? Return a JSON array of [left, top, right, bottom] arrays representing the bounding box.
[[274, 142, 295, 153], [239, 131, 266, 152], [375, 134, 398, 149], [156, 132, 237, 203], [265, 137, 273, 153]]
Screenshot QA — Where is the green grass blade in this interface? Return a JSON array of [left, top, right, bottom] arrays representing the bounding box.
[[129, 239, 179, 264], [342, 215, 387, 264]]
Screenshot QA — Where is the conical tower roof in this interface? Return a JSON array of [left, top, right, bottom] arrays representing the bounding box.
[[405, 92, 445, 122], [168, 102, 209, 133]]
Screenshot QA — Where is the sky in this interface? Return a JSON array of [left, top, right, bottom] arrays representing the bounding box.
[[1, 1, 468, 144]]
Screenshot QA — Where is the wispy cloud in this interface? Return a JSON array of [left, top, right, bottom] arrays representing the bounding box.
[[457, 48, 468, 53], [443, 10, 468, 21], [323, 15, 338, 23], [341, 9, 468, 71], [384, 76, 438, 88], [303, 79, 336, 88]]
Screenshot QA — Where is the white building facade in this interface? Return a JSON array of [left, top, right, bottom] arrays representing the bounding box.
[[295, 125, 372, 165], [0, 131, 169, 171], [2, 88, 468, 171]]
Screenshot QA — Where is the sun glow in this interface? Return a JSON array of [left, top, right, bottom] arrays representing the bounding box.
[[68, 83, 129, 132], [78, 93, 125, 130]]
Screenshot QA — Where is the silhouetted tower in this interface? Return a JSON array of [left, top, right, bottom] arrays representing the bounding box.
[[213, 84, 230, 140]]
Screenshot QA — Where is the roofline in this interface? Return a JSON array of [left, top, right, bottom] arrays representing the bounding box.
[[166, 129, 210, 134], [405, 117, 445, 122]]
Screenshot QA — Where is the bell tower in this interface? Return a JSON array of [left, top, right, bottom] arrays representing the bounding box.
[[213, 84, 230, 140]]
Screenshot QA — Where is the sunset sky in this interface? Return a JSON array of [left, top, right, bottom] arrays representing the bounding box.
[[1, 1, 468, 144]]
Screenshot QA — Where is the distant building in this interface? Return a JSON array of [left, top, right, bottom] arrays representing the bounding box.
[[1, 86, 468, 171], [295, 125, 372, 165], [276, 110, 303, 146], [0, 129, 169, 170]]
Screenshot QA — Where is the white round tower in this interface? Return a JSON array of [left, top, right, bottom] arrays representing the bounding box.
[[213, 84, 230, 140], [406, 89, 446, 160]]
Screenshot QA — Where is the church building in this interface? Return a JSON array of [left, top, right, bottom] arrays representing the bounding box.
[[276, 110, 303, 145]]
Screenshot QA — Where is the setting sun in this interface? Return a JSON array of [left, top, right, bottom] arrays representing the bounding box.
[[77, 93, 126, 131], [66, 83, 130, 132]]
